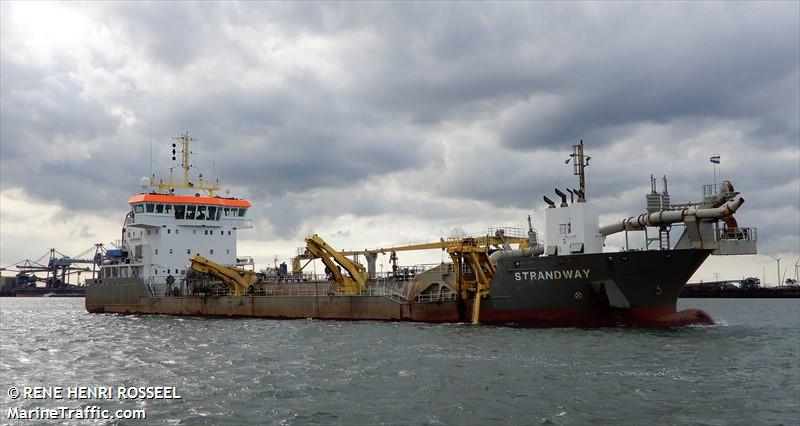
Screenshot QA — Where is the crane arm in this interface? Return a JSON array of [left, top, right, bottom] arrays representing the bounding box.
[[303, 234, 368, 294], [189, 255, 261, 296], [337, 236, 529, 256], [292, 234, 529, 274]]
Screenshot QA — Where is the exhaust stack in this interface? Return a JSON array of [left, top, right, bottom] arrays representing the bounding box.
[[554, 188, 568, 207]]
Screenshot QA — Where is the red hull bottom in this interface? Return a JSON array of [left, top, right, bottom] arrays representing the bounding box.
[[87, 296, 714, 328], [477, 306, 714, 327]]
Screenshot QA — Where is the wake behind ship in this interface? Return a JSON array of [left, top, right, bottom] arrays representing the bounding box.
[[86, 134, 757, 326]]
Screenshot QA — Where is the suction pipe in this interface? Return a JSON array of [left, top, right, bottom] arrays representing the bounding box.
[[598, 196, 745, 237]]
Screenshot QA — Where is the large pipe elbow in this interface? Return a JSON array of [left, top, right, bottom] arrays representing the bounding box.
[[696, 196, 744, 219]]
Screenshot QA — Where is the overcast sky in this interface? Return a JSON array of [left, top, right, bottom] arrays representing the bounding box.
[[1, 1, 798, 284]]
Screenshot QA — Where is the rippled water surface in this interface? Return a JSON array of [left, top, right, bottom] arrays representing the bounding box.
[[1, 298, 798, 425]]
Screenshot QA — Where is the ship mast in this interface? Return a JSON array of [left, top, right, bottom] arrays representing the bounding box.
[[147, 131, 220, 197], [571, 140, 590, 202], [179, 131, 192, 188]]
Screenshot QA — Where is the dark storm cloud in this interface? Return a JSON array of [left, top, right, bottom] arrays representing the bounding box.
[[101, 2, 217, 69], [0, 58, 118, 161], [1, 1, 797, 255]]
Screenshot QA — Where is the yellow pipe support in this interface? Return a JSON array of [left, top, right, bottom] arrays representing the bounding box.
[[471, 291, 482, 324]]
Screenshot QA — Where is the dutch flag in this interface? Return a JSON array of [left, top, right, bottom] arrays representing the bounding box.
[[710, 155, 720, 164]]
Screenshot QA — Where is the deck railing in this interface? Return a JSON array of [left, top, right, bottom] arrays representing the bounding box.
[[717, 227, 757, 242], [152, 279, 415, 302]]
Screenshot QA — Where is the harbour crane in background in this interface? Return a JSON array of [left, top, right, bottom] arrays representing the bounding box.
[[0, 244, 105, 288]]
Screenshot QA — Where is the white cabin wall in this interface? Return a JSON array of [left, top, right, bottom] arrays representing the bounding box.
[[126, 209, 248, 279], [544, 202, 603, 255]]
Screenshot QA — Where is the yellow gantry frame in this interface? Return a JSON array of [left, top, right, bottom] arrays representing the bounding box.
[[189, 255, 261, 296], [445, 240, 495, 324]]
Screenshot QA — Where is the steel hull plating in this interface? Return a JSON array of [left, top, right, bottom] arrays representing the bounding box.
[[86, 249, 713, 327]]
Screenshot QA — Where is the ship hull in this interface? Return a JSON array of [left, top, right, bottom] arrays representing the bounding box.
[[86, 249, 713, 327]]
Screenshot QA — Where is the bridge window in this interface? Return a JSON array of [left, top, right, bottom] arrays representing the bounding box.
[[146, 203, 155, 213], [164, 204, 172, 214], [196, 205, 207, 220], [216, 208, 222, 220], [223, 207, 230, 217], [238, 208, 247, 217], [133, 204, 144, 213], [185, 205, 196, 220], [208, 206, 217, 221], [156, 204, 164, 213], [174, 205, 185, 220]]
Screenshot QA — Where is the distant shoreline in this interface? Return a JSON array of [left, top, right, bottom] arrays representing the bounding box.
[[680, 287, 800, 298]]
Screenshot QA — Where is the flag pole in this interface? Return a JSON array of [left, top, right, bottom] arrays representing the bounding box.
[[712, 153, 719, 193], [714, 161, 717, 191]]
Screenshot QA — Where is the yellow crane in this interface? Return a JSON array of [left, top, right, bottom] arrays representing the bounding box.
[[291, 229, 531, 323], [303, 234, 368, 295], [189, 255, 261, 296], [292, 231, 530, 275]]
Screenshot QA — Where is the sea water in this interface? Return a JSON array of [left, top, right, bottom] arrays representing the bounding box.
[[1, 298, 797, 425]]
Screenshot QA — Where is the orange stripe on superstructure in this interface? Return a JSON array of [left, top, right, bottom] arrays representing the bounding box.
[[128, 194, 252, 207]]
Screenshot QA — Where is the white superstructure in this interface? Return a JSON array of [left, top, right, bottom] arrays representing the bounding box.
[[99, 132, 252, 283], [542, 141, 604, 256]]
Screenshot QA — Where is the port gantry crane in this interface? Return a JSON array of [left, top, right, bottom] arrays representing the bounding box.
[[1, 245, 105, 288]]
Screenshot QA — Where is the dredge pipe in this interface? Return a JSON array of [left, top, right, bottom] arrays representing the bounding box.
[[598, 196, 744, 237], [489, 246, 545, 265]]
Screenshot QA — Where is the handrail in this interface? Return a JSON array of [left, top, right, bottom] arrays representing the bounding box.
[[717, 227, 757, 241]]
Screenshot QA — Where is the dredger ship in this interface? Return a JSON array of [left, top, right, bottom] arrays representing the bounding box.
[[85, 133, 757, 326]]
